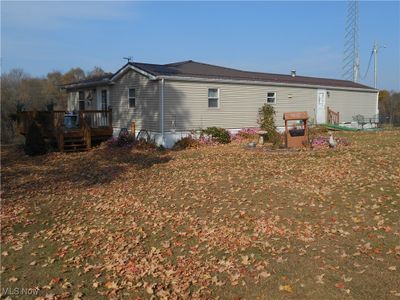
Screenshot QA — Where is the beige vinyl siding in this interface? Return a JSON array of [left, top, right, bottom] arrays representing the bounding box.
[[110, 70, 159, 131], [326, 89, 377, 122], [163, 80, 317, 130]]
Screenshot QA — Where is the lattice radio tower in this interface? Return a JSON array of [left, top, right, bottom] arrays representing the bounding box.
[[342, 0, 360, 82]]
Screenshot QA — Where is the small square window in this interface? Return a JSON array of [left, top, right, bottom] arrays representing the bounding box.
[[129, 88, 136, 108], [208, 88, 219, 108], [266, 92, 276, 104]]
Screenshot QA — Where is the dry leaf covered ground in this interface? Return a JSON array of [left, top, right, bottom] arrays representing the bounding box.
[[1, 130, 399, 299]]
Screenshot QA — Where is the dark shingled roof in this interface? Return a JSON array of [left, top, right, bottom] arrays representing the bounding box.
[[63, 61, 375, 90], [61, 73, 113, 89], [129, 60, 375, 90]]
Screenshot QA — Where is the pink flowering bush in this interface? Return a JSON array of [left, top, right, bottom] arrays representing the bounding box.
[[231, 127, 260, 142], [311, 135, 351, 148]]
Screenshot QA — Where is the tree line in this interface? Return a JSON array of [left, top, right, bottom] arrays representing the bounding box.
[[378, 90, 400, 125], [1, 67, 108, 143]]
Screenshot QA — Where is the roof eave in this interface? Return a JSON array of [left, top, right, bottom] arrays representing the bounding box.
[[61, 81, 114, 90]]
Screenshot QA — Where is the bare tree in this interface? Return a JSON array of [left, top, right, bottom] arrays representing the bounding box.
[[46, 71, 67, 110], [87, 66, 106, 78], [61, 67, 85, 85], [1, 69, 30, 143], [379, 90, 400, 125]]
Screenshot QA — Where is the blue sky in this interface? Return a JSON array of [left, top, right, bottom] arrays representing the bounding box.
[[1, 1, 399, 90]]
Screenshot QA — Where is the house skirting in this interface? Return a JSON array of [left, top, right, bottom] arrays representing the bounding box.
[[111, 122, 377, 149], [112, 128, 257, 148]]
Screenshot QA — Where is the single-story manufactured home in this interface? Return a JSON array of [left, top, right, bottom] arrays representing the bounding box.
[[63, 60, 378, 147]]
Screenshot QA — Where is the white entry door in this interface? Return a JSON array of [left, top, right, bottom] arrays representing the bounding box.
[[316, 89, 327, 124]]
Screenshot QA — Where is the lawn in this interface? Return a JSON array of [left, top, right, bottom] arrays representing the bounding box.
[[1, 130, 399, 299]]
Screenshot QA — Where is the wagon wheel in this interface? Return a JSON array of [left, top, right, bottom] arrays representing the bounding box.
[[136, 129, 151, 142]]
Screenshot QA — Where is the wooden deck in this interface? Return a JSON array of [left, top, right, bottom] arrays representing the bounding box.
[[327, 107, 340, 125], [17, 110, 113, 152]]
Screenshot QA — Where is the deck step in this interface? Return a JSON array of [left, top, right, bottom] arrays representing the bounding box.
[[64, 144, 87, 148], [64, 138, 85, 143], [64, 148, 88, 152], [62, 135, 88, 152], [64, 145, 88, 151]]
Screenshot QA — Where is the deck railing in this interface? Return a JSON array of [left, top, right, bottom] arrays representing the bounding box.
[[17, 110, 66, 137], [327, 107, 340, 125], [80, 110, 112, 129], [17, 109, 113, 137]]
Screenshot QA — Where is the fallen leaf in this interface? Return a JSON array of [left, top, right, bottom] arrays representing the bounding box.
[[279, 284, 293, 293], [241, 255, 250, 265], [73, 292, 83, 300], [316, 274, 325, 284], [335, 282, 345, 289], [105, 281, 118, 289], [259, 271, 271, 279]]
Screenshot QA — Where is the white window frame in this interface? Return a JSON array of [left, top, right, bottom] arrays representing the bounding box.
[[128, 88, 136, 108], [208, 88, 220, 108], [266, 92, 277, 104], [101, 89, 108, 111], [78, 90, 85, 110]]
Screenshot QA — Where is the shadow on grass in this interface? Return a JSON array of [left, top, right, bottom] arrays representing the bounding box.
[[1, 146, 172, 195]]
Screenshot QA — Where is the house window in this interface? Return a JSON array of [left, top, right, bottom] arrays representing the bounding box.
[[128, 88, 136, 108], [208, 88, 219, 108], [78, 91, 85, 110], [101, 90, 108, 110], [266, 92, 276, 104]]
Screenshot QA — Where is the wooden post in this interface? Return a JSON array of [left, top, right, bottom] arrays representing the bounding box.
[[78, 111, 83, 128], [130, 121, 136, 136], [284, 120, 288, 148]]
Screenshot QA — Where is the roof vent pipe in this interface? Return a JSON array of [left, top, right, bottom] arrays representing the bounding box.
[[291, 70, 296, 77]]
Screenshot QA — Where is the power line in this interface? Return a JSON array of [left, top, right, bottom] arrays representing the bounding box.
[[361, 48, 373, 80]]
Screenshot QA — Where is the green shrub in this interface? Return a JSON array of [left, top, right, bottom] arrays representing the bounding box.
[[201, 127, 231, 144], [258, 104, 276, 135], [257, 104, 281, 144], [24, 121, 47, 156], [271, 132, 283, 148]]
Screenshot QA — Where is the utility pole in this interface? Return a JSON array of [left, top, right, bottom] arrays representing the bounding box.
[[372, 41, 386, 89], [373, 41, 378, 88]]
